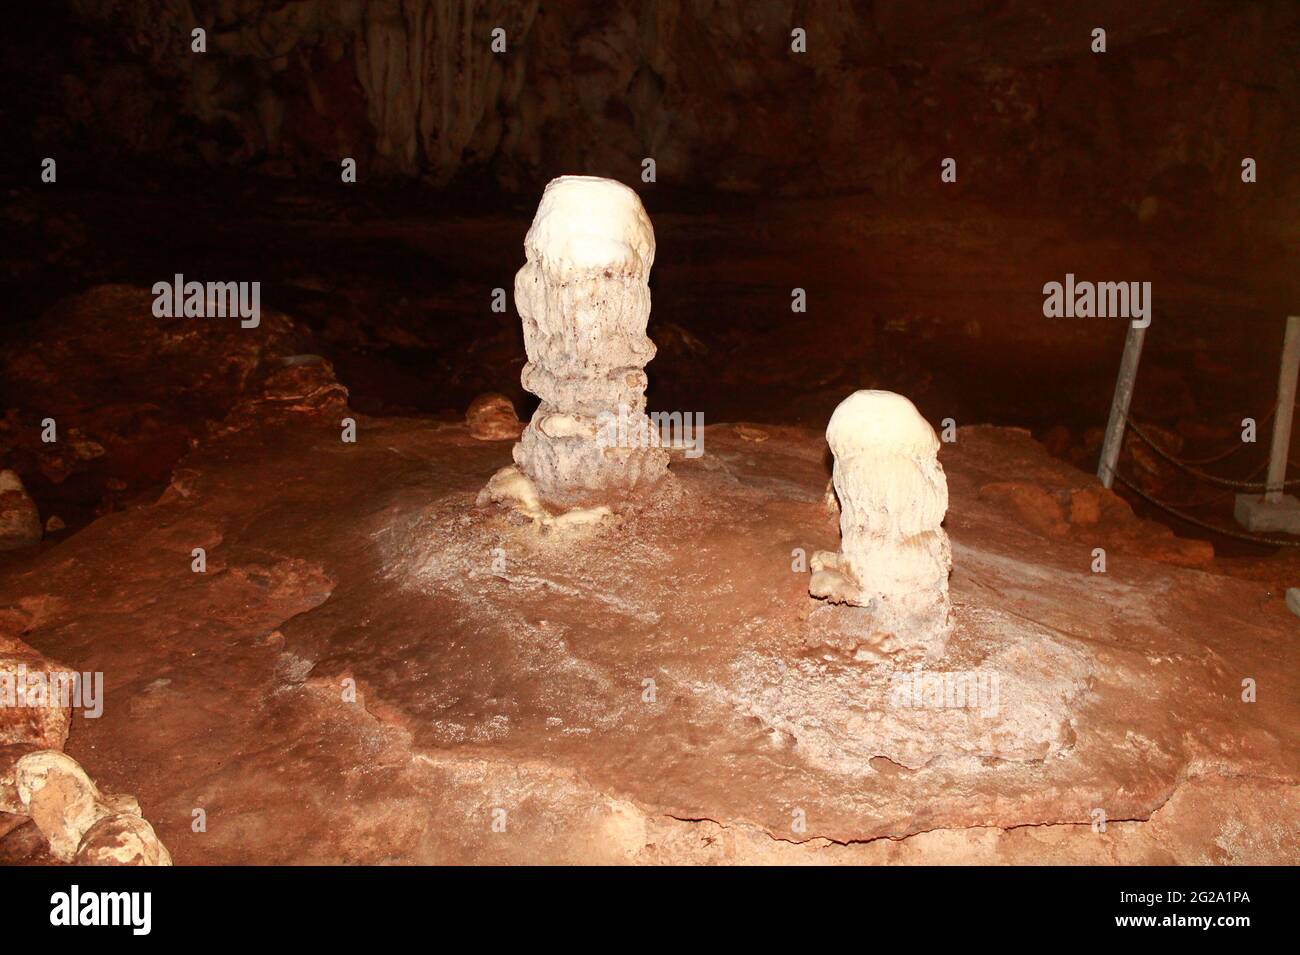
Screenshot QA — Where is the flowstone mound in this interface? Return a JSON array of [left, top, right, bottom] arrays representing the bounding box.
[[2, 408, 1296, 864], [810, 391, 952, 657], [504, 176, 668, 507]]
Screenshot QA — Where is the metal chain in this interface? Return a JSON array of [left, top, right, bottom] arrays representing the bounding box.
[[1113, 471, 1300, 547], [1176, 402, 1276, 465], [1123, 415, 1300, 490]]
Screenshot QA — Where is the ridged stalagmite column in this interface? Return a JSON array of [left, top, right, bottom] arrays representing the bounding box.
[[511, 175, 668, 503]]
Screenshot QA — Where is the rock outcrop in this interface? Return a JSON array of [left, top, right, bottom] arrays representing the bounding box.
[[465, 393, 522, 441], [0, 471, 41, 551], [1, 633, 169, 864], [0, 285, 315, 532], [31, 1, 1293, 222]]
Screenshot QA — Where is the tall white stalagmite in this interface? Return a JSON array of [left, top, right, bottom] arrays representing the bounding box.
[[810, 390, 952, 642], [511, 175, 668, 502]]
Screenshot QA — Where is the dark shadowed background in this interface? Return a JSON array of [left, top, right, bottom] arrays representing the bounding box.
[[2, 0, 1298, 540]]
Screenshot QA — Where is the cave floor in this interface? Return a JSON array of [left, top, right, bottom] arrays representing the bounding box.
[[1, 403, 1294, 864]]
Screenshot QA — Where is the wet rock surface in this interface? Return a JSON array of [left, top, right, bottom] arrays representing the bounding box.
[[0, 397, 1293, 864]]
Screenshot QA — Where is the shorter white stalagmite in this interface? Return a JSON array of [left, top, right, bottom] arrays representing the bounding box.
[[811, 390, 952, 645]]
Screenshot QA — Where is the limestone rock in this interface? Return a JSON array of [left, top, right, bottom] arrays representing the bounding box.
[[0, 285, 309, 422], [220, 354, 351, 432], [0, 633, 71, 757], [0, 470, 41, 550], [466, 393, 522, 441], [0, 285, 316, 530], [978, 481, 1070, 537], [14, 750, 107, 861], [0, 630, 169, 864], [477, 465, 613, 531], [13, 750, 170, 865], [76, 813, 173, 866]]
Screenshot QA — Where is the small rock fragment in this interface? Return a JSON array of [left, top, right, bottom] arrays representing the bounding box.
[[979, 481, 1070, 537], [0, 470, 42, 550], [76, 813, 173, 866], [15, 750, 108, 861], [466, 393, 522, 440], [13, 750, 170, 865]]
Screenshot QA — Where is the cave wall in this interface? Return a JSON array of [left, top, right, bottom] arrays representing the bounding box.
[[26, 0, 1300, 217]]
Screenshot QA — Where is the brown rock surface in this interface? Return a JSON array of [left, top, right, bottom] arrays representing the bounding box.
[[0, 471, 42, 551], [0, 285, 315, 532], [979, 481, 1070, 538], [0, 405, 1293, 865], [0, 634, 72, 760], [1, 618, 169, 863], [465, 393, 522, 441], [1, 285, 309, 423]]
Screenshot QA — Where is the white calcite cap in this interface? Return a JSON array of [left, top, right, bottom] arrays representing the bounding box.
[[826, 390, 939, 460], [524, 176, 655, 277]]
